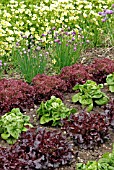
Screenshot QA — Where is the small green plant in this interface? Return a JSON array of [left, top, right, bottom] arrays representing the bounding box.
[[47, 27, 89, 73], [37, 96, 76, 126], [11, 35, 48, 83], [72, 80, 109, 112], [106, 72, 114, 92], [0, 108, 33, 144], [76, 144, 114, 170]]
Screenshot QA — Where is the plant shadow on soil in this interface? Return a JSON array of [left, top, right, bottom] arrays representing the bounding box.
[[0, 47, 114, 170]]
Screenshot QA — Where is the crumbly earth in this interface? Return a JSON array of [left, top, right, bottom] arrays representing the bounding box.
[[0, 47, 114, 170]]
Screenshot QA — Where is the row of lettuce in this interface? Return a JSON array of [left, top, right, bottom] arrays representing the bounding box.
[[0, 58, 114, 115], [0, 104, 114, 169], [0, 0, 114, 57], [0, 58, 114, 169]]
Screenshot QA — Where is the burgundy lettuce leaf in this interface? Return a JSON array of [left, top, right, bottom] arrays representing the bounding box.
[[102, 99, 114, 129], [58, 63, 92, 91], [32, 74, 67, 103], [0, 79, 35, 115], [87, 58, 114, 84], [61, 111, 110, 149], [0, 127, 74, 169]]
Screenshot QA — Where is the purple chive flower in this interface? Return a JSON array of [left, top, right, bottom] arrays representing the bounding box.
[[61, 28, 64, 32], [36, 46, 41, 51], [72, 37, 75, 41], [105, 9, 114, 14], [0, 62, 2, 67], [16, 42, 20, 46], [58, 41, 62, 45], [4, 63, 7, 66], [65, 32, 68, 35], [23, 35, 27, 39], [78, 27, 82, 31], [47, 31, 52, 34], [112, 4, 114, 8], [74, 47, 77, 51], [45, 52, 49, 55], [102, 17, 108, 22], [52, 27, 56, 30], [54, 35, 57, 39], [98, 12, 106, 16], [72, 31, 76, 36], [54, 39, 60, 43], [42, 33, 46, 37], [98, 12, 103, 15], [66, 44, 68, 46]]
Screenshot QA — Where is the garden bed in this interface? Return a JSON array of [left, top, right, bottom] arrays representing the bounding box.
[[0, 48, 114, 170]]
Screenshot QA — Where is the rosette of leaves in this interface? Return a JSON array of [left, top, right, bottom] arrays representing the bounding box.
[[59, 63, 92, 91], [61, 112, 110, 149], [0, 108, 33, 144], [37, 96, 76, 126], [72, 80, 109, 112], [76, 144, 114, 170], [32, 74, 67, 103], [106, 72, 114, 92], [0, 79, 35, 115], [0, 127, 74, 170], [87, 58, 114, 83]]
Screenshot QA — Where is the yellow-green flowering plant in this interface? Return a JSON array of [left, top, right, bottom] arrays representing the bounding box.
[[0, 0, 112, 58]]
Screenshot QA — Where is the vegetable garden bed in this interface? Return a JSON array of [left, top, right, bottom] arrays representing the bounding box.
[[0, 0, 114, 169]]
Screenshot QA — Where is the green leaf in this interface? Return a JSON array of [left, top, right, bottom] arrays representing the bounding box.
[[1, 133, 10, 140], [72, 93, 80, 103], [86, 161, 98, 170], [73, 84, 80, 90], [76, 163, 85, 170], [92, 93, 103, 98], [80, 97, 92, 105], [10, 129, 20, 139], [24, 123, 33, 128], [95, 96, 109, 105], [23, 115, 30, 122], [106, 73, 114, 85], [40, 116, 52, 124], [70, 108, 77, 114], [7, 138, 17, 145], [22, 127, 28, 132], [109, 86, 114, 92], [86, 103, 93, 112]]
